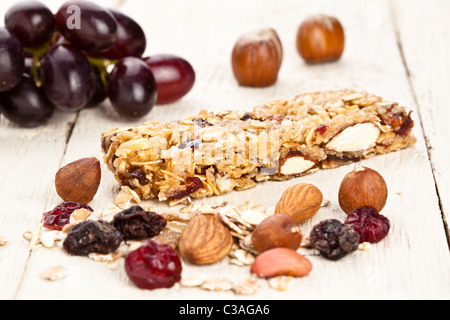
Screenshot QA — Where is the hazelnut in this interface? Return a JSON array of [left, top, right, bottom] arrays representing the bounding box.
[[275, 183, 323, 224], [231, 28, 283, 87], [296, 14, 345, 63], [55, 157, 101, 204], [338, 166, 388, 214], [251, 214, 302, 253]]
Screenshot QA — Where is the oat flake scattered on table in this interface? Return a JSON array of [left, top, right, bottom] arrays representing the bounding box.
[[40, 266, 69, 281]]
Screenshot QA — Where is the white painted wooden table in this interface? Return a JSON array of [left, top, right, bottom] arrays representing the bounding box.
[[1, 0, 449, 300]]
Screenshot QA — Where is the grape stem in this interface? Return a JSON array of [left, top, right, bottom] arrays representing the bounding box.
[[87, 57, 118, 90], [23, 32, 117, 92], [24, 43, 50, 87]]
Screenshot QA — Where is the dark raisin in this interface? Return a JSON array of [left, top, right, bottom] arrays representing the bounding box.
[[167, 177, 203, 201], [125, 240, 182, 290], [43, 202, 93, 231], [63, 221, 123, 256], [241, 112, 251, 121], [112, 205, 167, 240], [310, 219, 360, 261], [394, 112, 414, 136], [382, 111, 414, 137], [118, 168, 149, 187], [322, 154, 361, 168], [192, 117, 212, 127], [345, 206, 390, 244]]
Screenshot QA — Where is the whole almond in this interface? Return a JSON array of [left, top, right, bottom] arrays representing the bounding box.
[[179, 214, 233, 265], [275, 183, 323, 224], [55, 157, 101, 204], [251, 247, 312, 278]]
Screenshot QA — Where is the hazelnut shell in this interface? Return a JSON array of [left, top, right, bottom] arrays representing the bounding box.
[[232, 28, 283, 87], [251, 214, 302, 253], [296, 14, 345, 63], [338, 167, 388, 214]]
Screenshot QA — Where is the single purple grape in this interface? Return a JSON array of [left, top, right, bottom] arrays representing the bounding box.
[[0, 28, 25, 92], [40, 43, 95, 112], [107, 57, 157, 118], [55, 1, 118, 53], [0, 75, 54, 128], [143, 54, 195, 105], [5, 1, 56, 48]]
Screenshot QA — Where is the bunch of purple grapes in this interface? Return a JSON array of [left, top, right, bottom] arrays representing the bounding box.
[[0, 0, 195, 128]]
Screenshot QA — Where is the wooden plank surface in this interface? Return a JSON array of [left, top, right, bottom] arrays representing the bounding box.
[[392, 0, 450, 242], [0, 0, 449, 300]]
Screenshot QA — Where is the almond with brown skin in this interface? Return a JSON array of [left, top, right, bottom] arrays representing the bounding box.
[[251, 247, 312, 278], [55, 157, 101, 204], [275, 183, 323, 224], [179, 214, 233, 265]]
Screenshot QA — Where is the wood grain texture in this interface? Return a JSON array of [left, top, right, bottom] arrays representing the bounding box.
[[0, 0, 449, 300], [392, 0, 450, 242]]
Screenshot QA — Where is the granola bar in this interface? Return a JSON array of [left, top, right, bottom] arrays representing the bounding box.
[[101, 90, 416, 203]]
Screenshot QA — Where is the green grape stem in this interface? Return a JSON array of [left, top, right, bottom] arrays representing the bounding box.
[[87, 56, 118, 90], [23, 36, 117, 92], [24, 43, 50, 87]]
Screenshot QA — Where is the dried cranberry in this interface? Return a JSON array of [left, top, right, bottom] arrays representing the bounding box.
[[43, 202, 93, 231], [125, 240, 182, 290], [316, 125, 329, 135], [63, 220, 123, 256], [345, 206, 390, 244], [394, 112, 414, 136], [310, 219, 360, 261], [112, 205, 167, 240], [383, 111, 414, 137]]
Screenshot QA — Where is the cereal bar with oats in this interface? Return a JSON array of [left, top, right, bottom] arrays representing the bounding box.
[[101, 89, 416, 203]]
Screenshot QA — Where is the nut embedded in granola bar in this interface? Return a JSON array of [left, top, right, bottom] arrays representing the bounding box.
[[279, 151, 317, 176], [101, 90, 416, 202], [326, 123, 381, 152]]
